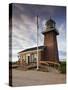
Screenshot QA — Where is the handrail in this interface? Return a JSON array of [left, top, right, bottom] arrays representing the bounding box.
[[39, 60, 60, 66]]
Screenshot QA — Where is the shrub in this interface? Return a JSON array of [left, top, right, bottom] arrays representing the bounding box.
[[59, 61, 66, 74]]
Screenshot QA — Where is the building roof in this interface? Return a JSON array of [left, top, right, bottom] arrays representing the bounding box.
[[18, 46, 46, 53], [46, 18, 56, 25], [42, 18, 59, 35]]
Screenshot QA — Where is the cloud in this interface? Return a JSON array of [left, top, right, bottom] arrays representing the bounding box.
[[57, 22, 66, 59], [12, 16, 37, 48], [57, 23, 66, 51], [59, 50, 66, 60], [10, 4, 66, 62]]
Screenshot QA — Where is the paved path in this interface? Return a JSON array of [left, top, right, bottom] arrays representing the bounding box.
[[12, 69, 66, 87]]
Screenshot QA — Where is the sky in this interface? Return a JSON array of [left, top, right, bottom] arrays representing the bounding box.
[[10, 3, 66, 62]]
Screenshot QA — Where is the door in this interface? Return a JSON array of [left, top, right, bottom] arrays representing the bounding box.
[[28, 56, 30, 63]]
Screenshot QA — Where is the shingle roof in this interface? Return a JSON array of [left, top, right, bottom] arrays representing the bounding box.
[[18, 46, 46, 53]]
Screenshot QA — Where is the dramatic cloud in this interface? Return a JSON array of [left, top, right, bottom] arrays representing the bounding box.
[[10, 4, 66, 62]]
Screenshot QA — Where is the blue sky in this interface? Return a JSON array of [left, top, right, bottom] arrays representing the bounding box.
[[10, 3, 66, 62]]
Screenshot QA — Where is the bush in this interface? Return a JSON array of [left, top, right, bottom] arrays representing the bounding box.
[[59, 61, 66, 74]]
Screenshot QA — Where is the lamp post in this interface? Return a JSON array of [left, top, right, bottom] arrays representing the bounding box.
[[37, 16, 39, 70]]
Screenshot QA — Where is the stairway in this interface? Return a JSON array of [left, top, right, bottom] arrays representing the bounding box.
[[16, 62, 59, 73]]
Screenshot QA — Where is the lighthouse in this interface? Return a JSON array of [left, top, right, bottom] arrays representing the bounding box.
[[42, 18, 59, 62]]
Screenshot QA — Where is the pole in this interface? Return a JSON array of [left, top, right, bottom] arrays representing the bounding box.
[[37, 16, 39, 70]]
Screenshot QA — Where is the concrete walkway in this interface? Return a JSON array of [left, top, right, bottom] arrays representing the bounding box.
[[12, 69, 66, 87]]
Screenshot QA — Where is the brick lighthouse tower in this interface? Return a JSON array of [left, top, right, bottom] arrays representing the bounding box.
[[42, 18, 59, 62]]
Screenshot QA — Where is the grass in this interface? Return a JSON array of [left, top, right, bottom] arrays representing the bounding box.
[[59, 61, 66, 74]]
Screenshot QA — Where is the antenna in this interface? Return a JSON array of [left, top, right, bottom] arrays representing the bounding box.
[[50, 16, 51, 19]]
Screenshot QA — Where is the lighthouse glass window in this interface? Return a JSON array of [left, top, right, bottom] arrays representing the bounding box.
[[9, 3, 66, 87]]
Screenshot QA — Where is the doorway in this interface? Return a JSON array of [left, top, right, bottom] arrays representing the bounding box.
[[28, 56, 30, 63]]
